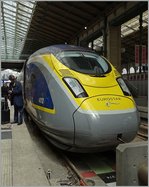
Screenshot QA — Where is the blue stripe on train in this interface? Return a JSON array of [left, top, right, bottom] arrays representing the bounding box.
[[26, 63, 54, 109]]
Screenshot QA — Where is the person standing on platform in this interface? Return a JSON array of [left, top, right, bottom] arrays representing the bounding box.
[[8, 75, 24, 125]]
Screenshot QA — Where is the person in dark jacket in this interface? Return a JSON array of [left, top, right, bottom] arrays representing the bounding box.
[[8, 75, 23, 125], [8, 75, 15, 107]]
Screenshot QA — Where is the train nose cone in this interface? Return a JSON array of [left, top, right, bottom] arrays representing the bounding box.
[[73, 95, 140, 151]]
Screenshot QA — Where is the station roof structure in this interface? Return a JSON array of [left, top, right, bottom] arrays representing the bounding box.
[[1, 1, 36, 60], [1, 1, 148, 70]]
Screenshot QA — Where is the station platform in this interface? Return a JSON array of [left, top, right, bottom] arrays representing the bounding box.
[[1, 105, 68, 186], [1, 122, 50, 186]]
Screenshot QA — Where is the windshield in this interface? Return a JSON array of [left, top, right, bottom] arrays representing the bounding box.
[[56, 51, 111, 76]]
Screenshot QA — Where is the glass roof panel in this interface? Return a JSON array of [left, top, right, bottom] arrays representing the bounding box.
[[18, 9, 32, 18], [4, 9, 16, 16], [3, 4, 16, 12], [4, 1, 17, 7], [94, 36, 103, 48], [17, 19, 30, 25], [121, 10, 148, 37], [4, 17, 15, 24], [89, 10, 148, 48], [1, 1, 36, 60], [20, 1, 35, 8], [19, 5, 33, 13]]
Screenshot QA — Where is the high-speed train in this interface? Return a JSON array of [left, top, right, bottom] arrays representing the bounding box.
[[23, 44, 140, 152]]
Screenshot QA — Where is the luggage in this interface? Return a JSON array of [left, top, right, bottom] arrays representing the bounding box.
[[1, 98, 10, 124], [1, 109, 10, 124]]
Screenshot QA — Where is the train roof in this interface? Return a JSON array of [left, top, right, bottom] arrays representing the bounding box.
[[30, 44, 94, 58]]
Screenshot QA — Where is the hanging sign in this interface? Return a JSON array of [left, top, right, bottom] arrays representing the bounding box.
[[135, 45, 139, 66], [142, 45, 147, 65]]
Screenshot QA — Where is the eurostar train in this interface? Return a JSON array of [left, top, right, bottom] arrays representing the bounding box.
[[23, 44, 140, 152]]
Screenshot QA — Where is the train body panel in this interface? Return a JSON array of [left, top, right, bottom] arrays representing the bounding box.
[[78, 95, 135, 111], [73, 107, 139, 147], [23, 44, 140, 152], [25, 55, 78, 146]]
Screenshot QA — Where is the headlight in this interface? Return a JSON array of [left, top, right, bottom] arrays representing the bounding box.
[[63, 77, 88, 98], [117, 77, 131, 96]]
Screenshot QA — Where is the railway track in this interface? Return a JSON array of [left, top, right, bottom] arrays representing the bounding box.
[[138, 106, 148, 119], [137, 122, 148, 140], [137, 105, 148, 140], [60, 150, 116, 186]]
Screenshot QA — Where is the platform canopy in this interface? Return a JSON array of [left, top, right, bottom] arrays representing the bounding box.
[[1, 1, 36, 60], [1, 1, 148, 62]]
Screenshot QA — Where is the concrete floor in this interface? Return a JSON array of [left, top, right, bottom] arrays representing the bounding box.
[[1, 104, 68, 186], [1, 124, 49, 186]]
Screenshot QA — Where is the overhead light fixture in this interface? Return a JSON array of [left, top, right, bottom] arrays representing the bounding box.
[[84, 26, 87, 30]]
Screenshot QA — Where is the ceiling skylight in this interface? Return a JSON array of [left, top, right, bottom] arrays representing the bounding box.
[[1, 1, 36, 60]]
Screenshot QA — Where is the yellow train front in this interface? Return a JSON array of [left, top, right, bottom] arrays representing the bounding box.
[[24, 44, 140, 152]]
